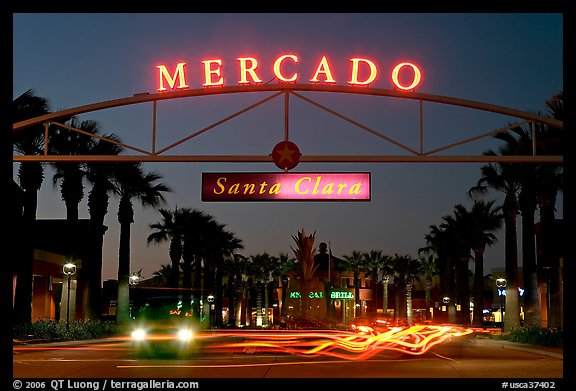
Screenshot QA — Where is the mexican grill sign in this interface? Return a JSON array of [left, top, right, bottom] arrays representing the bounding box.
[[202, 172, 371, 201]]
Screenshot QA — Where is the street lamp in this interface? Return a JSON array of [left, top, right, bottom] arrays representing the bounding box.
[[206, 294, 215, 329], [129, 272, 141, 286], [62, 262, 77, 331], [496, 277, 507, 330]]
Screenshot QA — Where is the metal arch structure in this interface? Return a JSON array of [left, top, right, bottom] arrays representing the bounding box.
[[12, 84, 563, 164]]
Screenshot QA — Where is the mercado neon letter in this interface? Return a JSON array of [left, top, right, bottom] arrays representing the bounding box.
[[157, 54, 422, 91]]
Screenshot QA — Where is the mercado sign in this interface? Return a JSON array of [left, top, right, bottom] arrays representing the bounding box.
[[202, 172, 370, 201], [157, 55, 422, 91]]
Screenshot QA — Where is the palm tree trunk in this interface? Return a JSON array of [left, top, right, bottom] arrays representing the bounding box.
[[264, 281, 270, 327], [539, 197, 562, 328], [503, 206, 521, 330], [406, 281, 413, 324], [382, 277, 389, 316], [14, 164, 41, 325], [116, 220, 131, 324], [521, 203, 541, 327], [472, 249, 485, 327]]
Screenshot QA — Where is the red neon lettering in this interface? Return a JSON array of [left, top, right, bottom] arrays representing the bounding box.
[[274, 54, 298, 82], [157, 63, 189, 92], [310, 56, 336, 84], [155, 56, 423, 91], [237, 57, 263, 84], [202, 59, 224, 87], [348, 58, 377, 86], [391, 62, 422, 90]]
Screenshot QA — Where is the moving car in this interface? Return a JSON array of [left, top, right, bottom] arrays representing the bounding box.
[[129, 296, 201, 357]]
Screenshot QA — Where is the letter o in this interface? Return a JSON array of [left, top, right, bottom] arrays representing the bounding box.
[[391, 62, 422, 91]]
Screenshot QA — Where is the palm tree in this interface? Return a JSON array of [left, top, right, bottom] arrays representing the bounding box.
[[83, 129, 123, 320], [470, 160, 522, 330], [417, 248, 438, 321], [147, 207, 187, 289], [49, 118, 100, 221], [152, 263, 174, 286], [535, 92, 563, 329], [247, 253, 276, 327], [423, 223, 456, 323], [342, 250, 366, 319], [270, 252, 297, 323], [389, 254, 422, 324], [113, 163, 171, 323], [455, 200, 503, 326], [12, 89, 51, 325], [51, 117, 121, 320], [439, 211, 474, 325], [489, 124, 542, 327], [378, 254, 395, 318], [223, 253, 250, 327], [363, 250, 388, 317], [180, 209, 215, 319], [201, 221, 243, 328]]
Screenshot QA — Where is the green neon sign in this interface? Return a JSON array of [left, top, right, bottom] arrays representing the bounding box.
[[330, 291, 354, 299]]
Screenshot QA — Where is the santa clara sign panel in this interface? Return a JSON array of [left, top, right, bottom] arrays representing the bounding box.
[[202, 172, 370, 201]]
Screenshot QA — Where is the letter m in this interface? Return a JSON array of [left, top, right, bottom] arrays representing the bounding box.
[[157, 63, 189, 92]]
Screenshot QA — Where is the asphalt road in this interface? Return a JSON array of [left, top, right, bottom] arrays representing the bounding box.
[[12, 333, 564, 385]]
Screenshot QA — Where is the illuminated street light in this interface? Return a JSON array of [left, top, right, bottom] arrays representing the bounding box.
[[129, 272, 141, 286], [62, 263, 77, 331]]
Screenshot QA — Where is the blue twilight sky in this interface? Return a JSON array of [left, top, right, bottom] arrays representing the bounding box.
[[12, 13, 564, 282]]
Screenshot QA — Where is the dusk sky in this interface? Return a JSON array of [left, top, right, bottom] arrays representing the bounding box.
[[12, 12, 564, 283]]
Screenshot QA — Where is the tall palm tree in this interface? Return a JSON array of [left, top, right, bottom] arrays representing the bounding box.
[[49, 118, 99, 221], [248, 253, 275, 327], [470, 160, 522, 330], [455, 200, 503, 326], [439, 211, 474, 325], [423, 224, 457, 323], [490, 124, 542, 327], [223, 253, 250, 327], [270, 252, 297, 322], [51, 117, 121, 320], [417, 248, 438, 321], [342, 250, 366, 319], [363, 250, 387, 317], [389, 254, 422, 324], [113, 163, 171, 323], [181, 209, 215, 319], [201, 221, 243, 328], [147, 207, 187, 289], [83, 129, 123, 320], [12, 89, 51, 325], [535, 92, 563, 329]]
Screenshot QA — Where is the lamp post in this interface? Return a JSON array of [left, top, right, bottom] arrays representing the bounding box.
[[62, 263, 77, 331], [129, 272, 141, 319], [442, 296, 450, 323], [206, 294, 215, 330], [496, 277, 507, 331]]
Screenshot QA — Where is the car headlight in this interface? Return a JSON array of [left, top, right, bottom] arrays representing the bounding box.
[[177, 328, 193, 342], [131, 328, 147, 341]]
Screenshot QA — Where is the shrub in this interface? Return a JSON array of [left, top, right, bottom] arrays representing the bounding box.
[[13, 319, 120, 341], [497, 326, 563, 348]]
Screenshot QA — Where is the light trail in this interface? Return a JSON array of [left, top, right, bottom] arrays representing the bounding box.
[[195, 324, 474, 360]]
